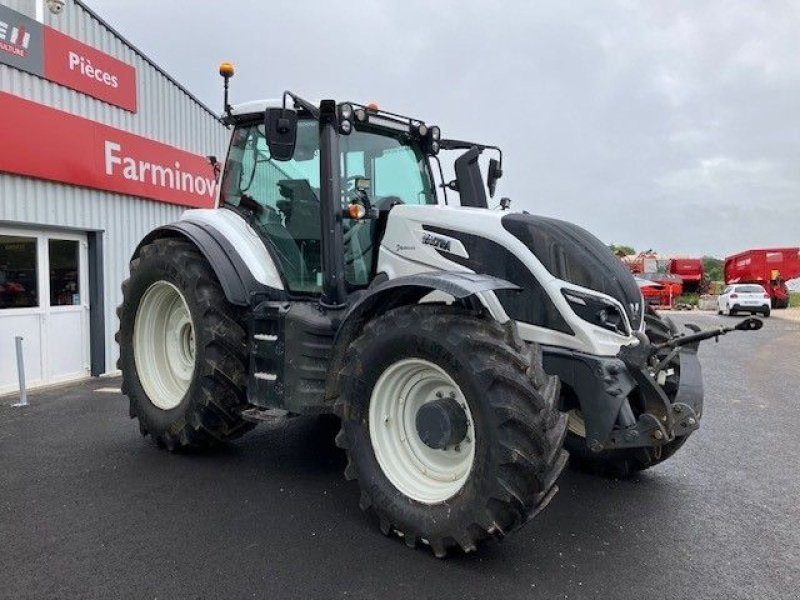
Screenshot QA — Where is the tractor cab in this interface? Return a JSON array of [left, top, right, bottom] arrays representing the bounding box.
[[214, 65, 504, 309]]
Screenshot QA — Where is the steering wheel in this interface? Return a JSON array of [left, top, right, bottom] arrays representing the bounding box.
[[375, 196, 404, 212]]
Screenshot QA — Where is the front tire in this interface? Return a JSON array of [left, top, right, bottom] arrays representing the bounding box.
[[117, 237, 255, 450], [335, 305, 567, 557]]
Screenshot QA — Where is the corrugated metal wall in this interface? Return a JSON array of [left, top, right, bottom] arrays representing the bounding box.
[[0, 0, 229, 374], [4, 0, 33, 17]]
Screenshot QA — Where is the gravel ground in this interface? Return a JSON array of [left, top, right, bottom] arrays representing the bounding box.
[[1, 312, 798, 599]]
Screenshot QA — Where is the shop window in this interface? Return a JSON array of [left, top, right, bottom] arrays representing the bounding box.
[[49, 239, 81, 306], [0, 235, 39, 309]]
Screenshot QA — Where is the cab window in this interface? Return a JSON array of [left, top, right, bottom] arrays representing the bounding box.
[[339, 130, 435, 287], [220, 119, 436, 294], [222, 120, 323, 294]]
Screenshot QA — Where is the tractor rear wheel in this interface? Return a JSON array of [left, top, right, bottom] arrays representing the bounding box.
[[335, 304, 567, 557], [564, 306, 689, 478], [116, 237, 255, 450]]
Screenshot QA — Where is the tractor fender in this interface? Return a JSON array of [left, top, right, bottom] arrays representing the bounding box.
[[134, 220, 284, 306], [324, 271, 520, 399]]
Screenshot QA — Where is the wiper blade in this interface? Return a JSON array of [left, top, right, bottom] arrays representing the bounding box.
[[283, 91, 319, 119], [439, 138, 500, 153]]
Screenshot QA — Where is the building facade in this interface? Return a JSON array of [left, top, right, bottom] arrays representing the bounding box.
[[0, 0, 227, 394]]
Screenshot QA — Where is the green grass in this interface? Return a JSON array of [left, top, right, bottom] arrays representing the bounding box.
[[675, 293, 699, 306], [790, 292, 800, 307]]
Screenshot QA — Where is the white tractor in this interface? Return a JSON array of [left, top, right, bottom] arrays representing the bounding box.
[[117, 65, 761, 557]]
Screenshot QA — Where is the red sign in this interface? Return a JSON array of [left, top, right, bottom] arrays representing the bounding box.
[[44, 27, 137, 112], [0, 92, 216, 208]]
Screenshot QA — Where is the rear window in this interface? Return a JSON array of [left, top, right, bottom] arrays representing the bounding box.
[[735, 285, 765, 294]]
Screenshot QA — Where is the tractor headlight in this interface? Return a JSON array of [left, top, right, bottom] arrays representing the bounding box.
[[562, 289, 628, 336], [422, 125, 440, 155], [419, 124, 440, 156], [339, 103, 354, 135]]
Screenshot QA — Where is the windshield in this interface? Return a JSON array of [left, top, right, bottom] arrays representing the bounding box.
[[735, 285, 766, 294], [221, 119, 435, 293]]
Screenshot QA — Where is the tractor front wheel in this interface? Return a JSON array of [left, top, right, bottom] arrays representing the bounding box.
[[335, 305, 567, 557]]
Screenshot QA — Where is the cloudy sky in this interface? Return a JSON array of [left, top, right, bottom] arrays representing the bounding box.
[[86, 0, 799, 258]]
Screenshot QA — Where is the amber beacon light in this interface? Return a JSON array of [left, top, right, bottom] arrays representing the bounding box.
[[219, 62, 235, 116], [219, 62, 235, 78]]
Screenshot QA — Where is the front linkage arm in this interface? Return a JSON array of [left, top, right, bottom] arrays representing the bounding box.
[[619, 316, 763, 371], [653, 317, 763, 351], [601, 317, 764, 452]]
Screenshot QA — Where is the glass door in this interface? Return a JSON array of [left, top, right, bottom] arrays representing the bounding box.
[[43, 234, 90, 384], [0, 227, 90, 395], [0, 229, 45, 393]]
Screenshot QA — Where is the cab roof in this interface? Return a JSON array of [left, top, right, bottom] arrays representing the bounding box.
[[230, 99, 283, 116]]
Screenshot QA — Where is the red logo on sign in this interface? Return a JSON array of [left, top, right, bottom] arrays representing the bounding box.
[[44, 27, 137, 112], [0, 19, 31, 57], [0, 92, 216, 208]]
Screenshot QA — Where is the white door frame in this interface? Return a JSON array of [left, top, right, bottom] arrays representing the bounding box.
[[0, 226, 91, 393]]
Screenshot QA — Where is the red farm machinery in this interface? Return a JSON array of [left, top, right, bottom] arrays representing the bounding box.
[[725, 247, 800, 309], [669, 258, 705, 294], [623, 253, 683, 308]]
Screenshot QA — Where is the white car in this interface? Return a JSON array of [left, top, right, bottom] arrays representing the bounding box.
[[718, 284, 771, 317]]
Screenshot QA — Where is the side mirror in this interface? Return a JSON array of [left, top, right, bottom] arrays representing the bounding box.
[[264, 107, 298, 161], [487, 158, 503, 198], [454, 147, 488, 209]]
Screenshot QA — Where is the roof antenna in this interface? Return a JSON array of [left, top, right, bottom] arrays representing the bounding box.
[[219, 61, 235, 117]]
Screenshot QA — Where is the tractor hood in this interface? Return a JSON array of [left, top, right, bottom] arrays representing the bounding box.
[[501, 213, 644, 331]]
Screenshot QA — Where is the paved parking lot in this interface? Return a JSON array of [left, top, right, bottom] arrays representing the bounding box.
[[2, 313, 799, 599]]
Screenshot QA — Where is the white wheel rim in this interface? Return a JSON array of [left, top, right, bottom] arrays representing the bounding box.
[[567, 409, 587, 438], [368, 358, 475, 504], [133, 281, 196, 410]]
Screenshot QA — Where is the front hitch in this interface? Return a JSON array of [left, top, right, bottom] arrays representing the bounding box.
[[603, 317, 764, 452]]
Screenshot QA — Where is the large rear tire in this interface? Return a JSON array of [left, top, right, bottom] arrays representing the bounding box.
[[564, 306, 689, 478], [335, 305, 567, 557], [116, 237, 255, 450]]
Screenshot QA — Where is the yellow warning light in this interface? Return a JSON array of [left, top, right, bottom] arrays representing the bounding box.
[[219, 62, 235, 78]]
